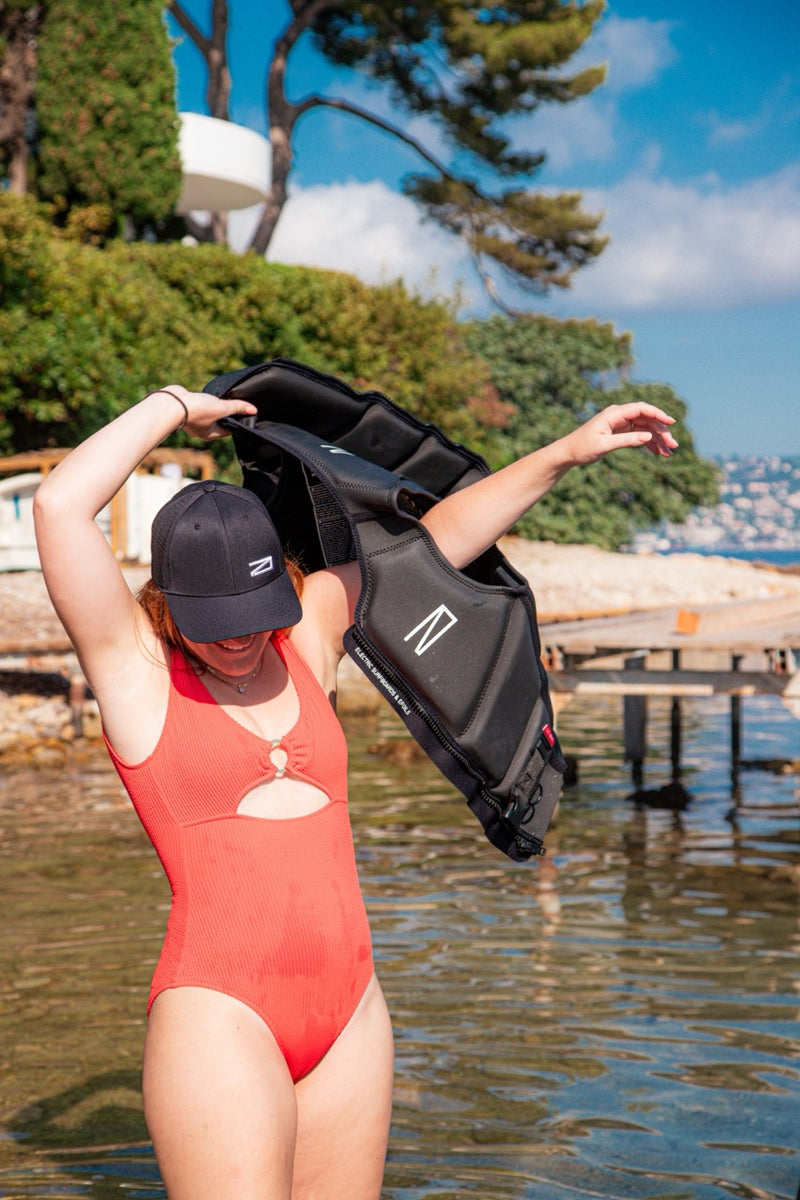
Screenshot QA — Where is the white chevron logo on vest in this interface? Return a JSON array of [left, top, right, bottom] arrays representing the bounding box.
[[404, 604, 458, 655]]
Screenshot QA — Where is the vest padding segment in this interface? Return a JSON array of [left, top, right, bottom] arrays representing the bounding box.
[[392, 440, 471, 494], [207, 360, 366, 437], [457, 600, 542, 774], [335, 405, 426, 468], [207, 358, 490, 498]]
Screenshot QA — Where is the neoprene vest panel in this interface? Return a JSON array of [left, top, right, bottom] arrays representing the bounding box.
[[207, 358, 565, 862]]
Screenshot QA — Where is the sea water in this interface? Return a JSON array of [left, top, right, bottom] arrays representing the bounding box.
[[1, 691, 798, 1199], [660, 546, 800, 569]]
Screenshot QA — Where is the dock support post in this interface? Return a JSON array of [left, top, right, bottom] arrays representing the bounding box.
[[730, 654, 743, 790], [624, 652, 648, 788], [69, 673, 85, 739], [670, 650, 682, 781]]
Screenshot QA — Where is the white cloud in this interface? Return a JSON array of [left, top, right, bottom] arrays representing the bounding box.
[[515, 97, 616, 172], [258, 180, 475, 300], [569, 161, 800, 311], [705, 113, 761, 146], [573, 13, 679, 94], [229, 162, 800, 317], [702, 77, 800, 148]]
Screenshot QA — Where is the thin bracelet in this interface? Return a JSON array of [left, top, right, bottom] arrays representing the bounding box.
[[143, 388, 189, 431]]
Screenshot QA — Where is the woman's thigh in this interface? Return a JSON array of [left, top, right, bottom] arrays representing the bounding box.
[[292, 975, 395, 1200], [143, 987, 298, 1200]]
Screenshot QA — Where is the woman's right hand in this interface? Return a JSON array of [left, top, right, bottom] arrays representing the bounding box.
[[150, 386, 258, 441]]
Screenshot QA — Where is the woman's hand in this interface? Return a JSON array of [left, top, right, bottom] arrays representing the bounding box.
[[564, 402, 678, 467], [150, 386, 258, 440]]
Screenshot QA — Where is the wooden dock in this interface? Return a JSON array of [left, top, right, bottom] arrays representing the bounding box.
[[539, 594, 800, 788], [540, 594, 800, 699]]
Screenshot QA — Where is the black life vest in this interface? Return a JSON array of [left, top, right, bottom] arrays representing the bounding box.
[[206, 357, 565, 861]]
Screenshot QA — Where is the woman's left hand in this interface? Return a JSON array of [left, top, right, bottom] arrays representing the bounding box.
[[564, 402, 679, 466]]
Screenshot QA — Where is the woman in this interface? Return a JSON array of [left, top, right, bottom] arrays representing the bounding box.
[[33, 383, 676, 1199]]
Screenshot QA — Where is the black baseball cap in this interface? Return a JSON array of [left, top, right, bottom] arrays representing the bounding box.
[[150, 480, 302, 643]]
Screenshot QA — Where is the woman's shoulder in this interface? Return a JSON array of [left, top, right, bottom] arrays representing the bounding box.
[[90, 612, 172, 764]]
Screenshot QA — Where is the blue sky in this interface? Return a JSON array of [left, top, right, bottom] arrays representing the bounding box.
[[170, 1, 800, 459]]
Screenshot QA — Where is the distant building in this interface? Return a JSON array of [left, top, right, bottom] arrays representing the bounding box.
[[630, 454, 800, 555]]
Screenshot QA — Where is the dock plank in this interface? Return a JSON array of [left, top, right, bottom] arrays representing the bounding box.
[[548, 668, 793, 697], [541, 603, 800, 656]]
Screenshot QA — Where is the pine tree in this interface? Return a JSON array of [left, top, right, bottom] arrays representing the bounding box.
[[169, 0, 608, 302]]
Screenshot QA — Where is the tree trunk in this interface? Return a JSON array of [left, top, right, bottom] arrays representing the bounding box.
[[184, 210, 228, 243], [206, 0, 231, 120], [248, 114, 293, 256], [168, 0, 229, 242], [196, 0, 228, 243], [247, 32, 299, 257], [0, 4, 41, 194]]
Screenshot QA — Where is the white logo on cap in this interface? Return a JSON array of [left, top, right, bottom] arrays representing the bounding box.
[[249, 556, 274, 577]]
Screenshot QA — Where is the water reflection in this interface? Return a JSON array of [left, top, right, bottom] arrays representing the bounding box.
[[1, 695, 799, 1199]]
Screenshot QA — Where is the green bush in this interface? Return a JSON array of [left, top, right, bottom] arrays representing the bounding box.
[[0, 196, 489, 474], [463, 314, 719, 548], [0, 196, 718, 547]]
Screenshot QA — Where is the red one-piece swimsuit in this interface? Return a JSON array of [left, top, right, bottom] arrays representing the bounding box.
[[105, 632, 374, 1082]]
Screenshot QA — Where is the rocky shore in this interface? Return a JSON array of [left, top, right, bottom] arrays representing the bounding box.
[[499, 538, 800, 619], [2, 540, 799, 763]]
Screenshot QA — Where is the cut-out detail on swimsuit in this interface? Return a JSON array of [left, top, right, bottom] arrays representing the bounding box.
[[234, 736, 334, 819], [235, 769, 333, 820]]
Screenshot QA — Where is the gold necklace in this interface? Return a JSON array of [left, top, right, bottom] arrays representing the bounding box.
[[203, 661, 261, 694]]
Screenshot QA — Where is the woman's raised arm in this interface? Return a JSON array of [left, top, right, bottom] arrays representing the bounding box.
[[421, 401, 678, 569], [33, 388, 257, 685]]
